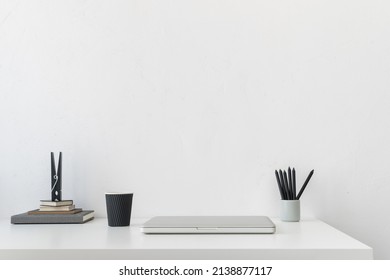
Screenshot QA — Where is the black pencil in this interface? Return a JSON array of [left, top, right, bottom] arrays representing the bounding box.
[[283, 170, 290, 200], [279, 170, 286, 200], [292, 168, 296, 199], [275, 170, 285, 199], [279, 170, 285, 199], [297, 169, 314, 199], [288, 167, 292, 199]]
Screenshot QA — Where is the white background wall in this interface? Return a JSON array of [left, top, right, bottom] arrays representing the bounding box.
[[1, 0, 389, 259]]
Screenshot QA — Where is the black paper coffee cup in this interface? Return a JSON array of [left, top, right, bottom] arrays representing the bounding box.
[[105, 193, 133, 227]]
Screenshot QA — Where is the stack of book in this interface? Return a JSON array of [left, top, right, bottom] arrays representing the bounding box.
[[11, 200, 94, 224], [30, 200, 80, 214]]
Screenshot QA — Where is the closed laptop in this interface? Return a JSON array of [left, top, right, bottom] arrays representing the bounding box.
[[141, 216, 275, 234]]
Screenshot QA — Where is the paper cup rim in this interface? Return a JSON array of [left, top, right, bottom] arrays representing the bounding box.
[[105, 192, 133, 195]]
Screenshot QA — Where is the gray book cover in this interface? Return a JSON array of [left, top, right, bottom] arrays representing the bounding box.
[[11, 210, 94, 224]]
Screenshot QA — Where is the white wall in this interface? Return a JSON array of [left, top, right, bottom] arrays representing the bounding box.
[[1, 0, 389, 259]]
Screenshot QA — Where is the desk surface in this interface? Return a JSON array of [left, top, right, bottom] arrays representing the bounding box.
[[0, 217, 373, 260]]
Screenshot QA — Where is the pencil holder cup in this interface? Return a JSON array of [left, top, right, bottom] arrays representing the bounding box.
[[280, 200, 300, 222]]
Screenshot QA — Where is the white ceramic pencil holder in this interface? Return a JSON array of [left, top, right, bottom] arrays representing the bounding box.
[[280, 200, 300, 222]]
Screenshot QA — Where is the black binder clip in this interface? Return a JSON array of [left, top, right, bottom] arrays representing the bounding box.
[[51, 152, 62, 201]]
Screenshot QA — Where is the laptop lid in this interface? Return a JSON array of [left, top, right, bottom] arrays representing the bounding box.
[[141, 216, 275, 234]]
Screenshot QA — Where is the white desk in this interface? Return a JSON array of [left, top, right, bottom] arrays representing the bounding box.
[[0, 218, 373, 260]]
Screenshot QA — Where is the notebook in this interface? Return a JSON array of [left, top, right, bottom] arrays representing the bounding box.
[[141, 216, 275, 234]]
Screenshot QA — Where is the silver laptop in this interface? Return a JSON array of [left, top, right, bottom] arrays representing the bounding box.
[[141, 216, 275, 234]]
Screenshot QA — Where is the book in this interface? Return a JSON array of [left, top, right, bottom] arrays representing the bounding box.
[[40, 200, 73, 207], [11, 210, 94, 224], [39, 205, 75, 211], [28, 208, 82, 215]]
